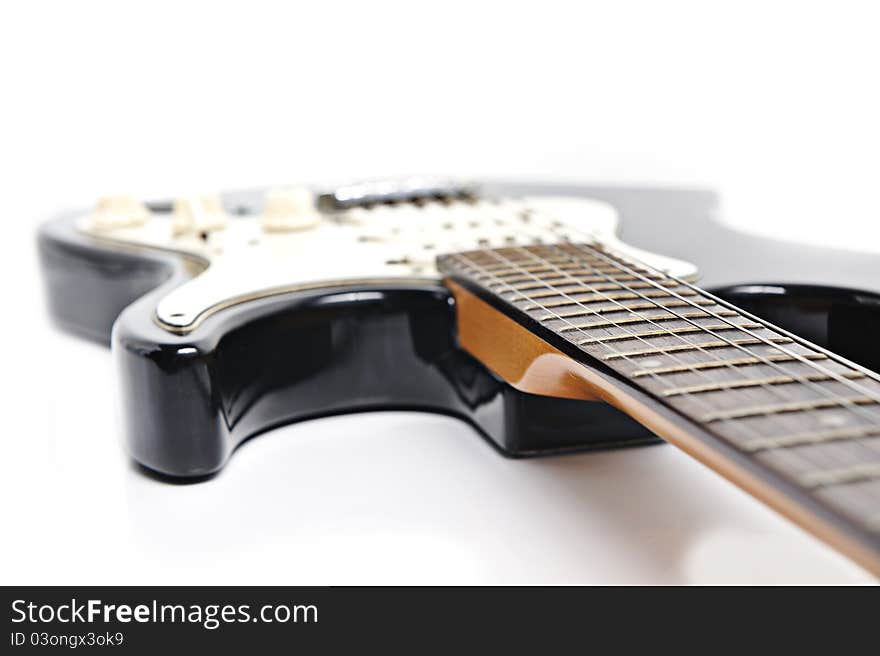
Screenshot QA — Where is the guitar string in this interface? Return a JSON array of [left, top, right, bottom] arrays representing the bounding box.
[[562, 241, 880, 477], [450, 245, 880, 492], [561, 241, 880, 410], [476, 243, 858, 418], [570, 240, 880, 406], [565, 240, 880, 492], [555, 242, 880, 488], [487, 246, 880, 489], [447, 250, 846, 490], [554, 239, 880, 485], [482, 245, 880, 505]]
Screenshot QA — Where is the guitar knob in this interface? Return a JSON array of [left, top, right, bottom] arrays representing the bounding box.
[[261, 187, 321, 232], [172, 196, 228, 236], [89, 195, 150, 230]]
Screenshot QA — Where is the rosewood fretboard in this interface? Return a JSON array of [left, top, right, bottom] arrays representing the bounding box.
[[438, 241, 880, 568]]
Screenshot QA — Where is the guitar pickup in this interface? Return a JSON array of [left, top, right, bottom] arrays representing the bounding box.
[[318, 177, 478, 211]]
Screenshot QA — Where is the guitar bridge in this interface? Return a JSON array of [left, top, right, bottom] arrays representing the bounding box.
[[318, 177, 478, 211]]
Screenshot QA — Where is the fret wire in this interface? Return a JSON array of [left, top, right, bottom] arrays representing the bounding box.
[[661, 371, 865, 398], [631, 353, 829, 377], [488, 266, 648, 283], [504, 284, 693, 300], [477, 257, 574, 271], [700, 397, 877, 423], [575, 324, 763, 344], [536, 299, 719, 318], [446, 246, 880, 509], [565, 242, 880, 420], [519, 290, 649, 303], [488, 274, 660, 291], [484, 263, 612, 275], [553, 311, 739, 331], [798, 462, 880, 489], [602, 337, 794, 360], [741, 426, 880, 452]]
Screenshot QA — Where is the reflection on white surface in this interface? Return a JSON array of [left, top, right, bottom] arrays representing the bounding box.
[[7, 326, 869, 584]]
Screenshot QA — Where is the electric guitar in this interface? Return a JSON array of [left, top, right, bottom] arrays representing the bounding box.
[[38, 178, 880, 576]]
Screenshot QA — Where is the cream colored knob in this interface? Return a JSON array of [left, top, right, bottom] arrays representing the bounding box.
[[261, 187, 321, 232], [89, 195, 150, 230], [172, 196, 228, 236]]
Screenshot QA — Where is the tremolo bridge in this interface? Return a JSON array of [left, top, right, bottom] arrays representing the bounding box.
[[318, 177, 478, 211]]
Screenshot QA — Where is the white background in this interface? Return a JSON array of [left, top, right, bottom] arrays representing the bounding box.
[[2, 1, 879, 583]]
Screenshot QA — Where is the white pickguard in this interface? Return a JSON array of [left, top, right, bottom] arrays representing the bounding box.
[[77, 191, 698, 334]]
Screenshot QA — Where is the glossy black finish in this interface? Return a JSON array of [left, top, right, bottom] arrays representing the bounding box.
[[37, 216, 191, 345], [38, 214, 658, 477], [38, 183, 880, 479], [711, 284, 880, 374]]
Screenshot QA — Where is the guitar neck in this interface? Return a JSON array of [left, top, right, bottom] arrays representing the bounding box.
[[437, 241, 880, 575]]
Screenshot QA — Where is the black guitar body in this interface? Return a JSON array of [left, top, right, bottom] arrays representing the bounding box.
[[38, 182, 880, 479]]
